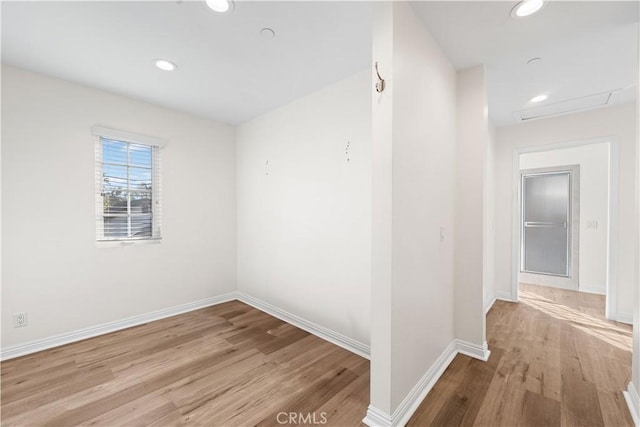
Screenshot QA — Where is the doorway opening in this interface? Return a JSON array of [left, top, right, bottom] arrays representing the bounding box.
[[511, 138, 619, 320]]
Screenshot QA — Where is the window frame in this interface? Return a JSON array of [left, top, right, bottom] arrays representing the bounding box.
[[92, 126, 166, 247]]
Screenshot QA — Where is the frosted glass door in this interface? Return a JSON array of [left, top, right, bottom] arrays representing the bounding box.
[[522, 172, 571, 277]]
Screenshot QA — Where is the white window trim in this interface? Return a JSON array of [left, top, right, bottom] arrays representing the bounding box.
[[96, 239, 162, 249], [91, 125, 168, 148], [93, 125, 165, 248]]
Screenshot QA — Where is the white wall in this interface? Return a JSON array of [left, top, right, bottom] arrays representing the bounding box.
[[369, 1, 457, 416], [631, 19, 639, 411], [1, 65, 237, 348], [520, 143, 610, 294], [390, 1, 457, 408], [370, 1, 394, 414], [455, 65, 488, 348], [236, 71, 372, 346], [494, 104, 637, 321], [484, 121, 496, 311]]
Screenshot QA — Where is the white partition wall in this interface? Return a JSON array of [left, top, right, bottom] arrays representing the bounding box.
[[455, 65, 490, 354], [625, 20, 640, 424], [367, 2, 476, 425]]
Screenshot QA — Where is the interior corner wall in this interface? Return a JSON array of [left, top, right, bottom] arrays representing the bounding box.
[[369, 1, 457, 416], [484, 121, 497, 311], [370, 0, 394, 415], [236, 70, 372, 347], [1, 65, 237, 348], [494, 103, 637, 320], [455, 65, 488, 347], [632, 18, 639, 403]]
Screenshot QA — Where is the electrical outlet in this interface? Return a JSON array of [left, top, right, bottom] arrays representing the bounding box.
[[13, 312, 27, 328]]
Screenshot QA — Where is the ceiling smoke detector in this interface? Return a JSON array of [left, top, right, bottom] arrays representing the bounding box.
[[260, 28, 276, 39]]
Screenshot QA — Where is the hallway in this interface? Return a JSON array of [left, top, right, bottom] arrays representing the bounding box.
[[408, 284, 633, 426]]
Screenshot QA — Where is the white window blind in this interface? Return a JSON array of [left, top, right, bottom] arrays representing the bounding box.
[[93, 127, 163, 242]]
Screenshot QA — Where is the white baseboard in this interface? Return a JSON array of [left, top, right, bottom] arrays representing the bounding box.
[[486, 291, 518, 313], [236, 292, 370, 359], [390, 340, 459, 426], [615, 312, 634, 325], [454, 339, 491, 361], [485, 297, 497, 314], [362, 405, 393, 427], [2, 290, 370, 362], [363, 339, 490, 426], [0, 292, 239, 361], [623, 382, 640, 426], [363, 340, 458, 427], [577, 286, 606, 296], [496, 291, 515, 302]]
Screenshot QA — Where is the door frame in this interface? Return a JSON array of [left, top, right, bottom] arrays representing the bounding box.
[[510, 136, 619, 320]]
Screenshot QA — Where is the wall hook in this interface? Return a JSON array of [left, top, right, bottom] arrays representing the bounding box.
[[375, 62, 386, 93]]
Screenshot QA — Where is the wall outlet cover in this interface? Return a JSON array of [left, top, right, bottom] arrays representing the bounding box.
[[13, 312, 28, 328]]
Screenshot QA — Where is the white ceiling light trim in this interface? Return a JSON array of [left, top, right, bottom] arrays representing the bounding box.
[[511, 0, 545, 18], [530, 94, 548, 103], [205, 0, 233, 14], [153, 59, 178, 71]]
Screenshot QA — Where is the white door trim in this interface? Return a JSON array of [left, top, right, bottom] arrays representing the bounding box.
[[510, 136, 619, 320]]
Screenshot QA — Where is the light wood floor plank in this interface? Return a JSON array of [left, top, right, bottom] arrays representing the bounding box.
[[409, 283, 633, 426], [2, 285, 633, 426], [2, 301, 369, 426]]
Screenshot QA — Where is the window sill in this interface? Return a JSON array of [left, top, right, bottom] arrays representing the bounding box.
[[96, 239, 162, 248]]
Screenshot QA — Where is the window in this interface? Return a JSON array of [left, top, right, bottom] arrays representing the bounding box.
[[93, 127, 163, 242]]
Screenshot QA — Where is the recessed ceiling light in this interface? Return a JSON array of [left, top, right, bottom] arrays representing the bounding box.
[[205, 0, 233, 13], [511, 0, 544, 18], [153, 59, 178, 71], [530, 94, 548, 103], [260, 28, 276, 39]]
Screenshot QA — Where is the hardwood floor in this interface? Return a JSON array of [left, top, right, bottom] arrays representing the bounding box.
[[2, 284, 633, 426], [1, 301, 369, 426], [408, 283, 634, 427]]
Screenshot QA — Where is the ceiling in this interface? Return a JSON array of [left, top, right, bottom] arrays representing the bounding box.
[[3, 1, 637, 128], [412, 1, 639, 126], [1, 1, 372, 125]]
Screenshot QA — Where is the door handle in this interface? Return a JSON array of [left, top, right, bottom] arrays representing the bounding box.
[[524, 221, 567, 228]]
